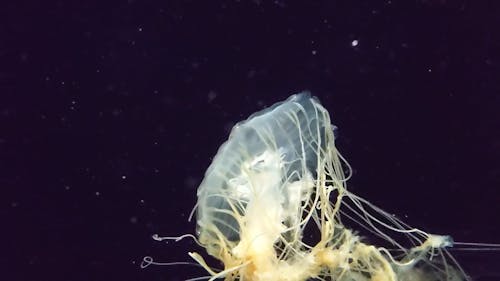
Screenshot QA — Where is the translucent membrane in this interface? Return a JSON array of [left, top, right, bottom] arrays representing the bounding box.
[[193, 93, 467, 281]]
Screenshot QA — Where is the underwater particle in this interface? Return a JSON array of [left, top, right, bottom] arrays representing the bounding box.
[[173, 93, 469, 281]]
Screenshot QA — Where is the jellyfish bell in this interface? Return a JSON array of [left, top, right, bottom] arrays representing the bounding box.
[[194, 93, 335, 279], [144, 92, 500, 280]]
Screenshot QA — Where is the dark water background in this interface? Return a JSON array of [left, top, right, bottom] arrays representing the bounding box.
[[4, 1, 500, 281]]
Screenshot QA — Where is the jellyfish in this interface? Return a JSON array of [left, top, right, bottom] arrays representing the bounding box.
[[147, 93, 476, 280]]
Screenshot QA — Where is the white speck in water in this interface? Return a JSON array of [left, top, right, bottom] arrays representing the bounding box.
[[130, 216, 138, 224]]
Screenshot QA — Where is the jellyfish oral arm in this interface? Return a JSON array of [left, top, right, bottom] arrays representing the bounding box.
[[232, 152, 287, 274]]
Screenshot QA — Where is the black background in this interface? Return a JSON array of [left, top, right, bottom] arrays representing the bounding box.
[[3, 1, 500, 281]]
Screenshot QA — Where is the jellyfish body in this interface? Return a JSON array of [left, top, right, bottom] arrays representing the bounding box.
[[193, 93, 467, 281]]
